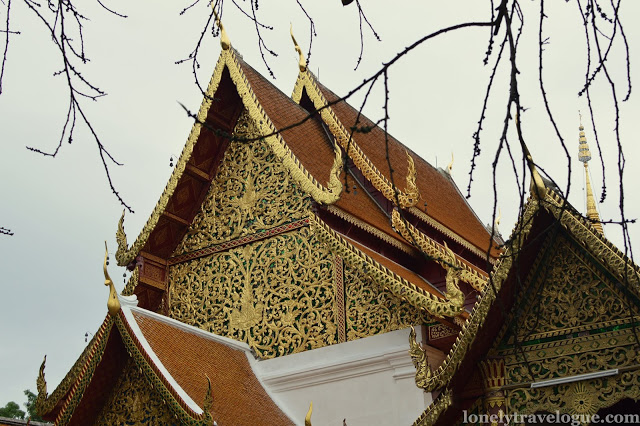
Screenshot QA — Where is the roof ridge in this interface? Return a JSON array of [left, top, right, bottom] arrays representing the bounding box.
[[115, 48, 343, 267], [310, 213, 464, 318], [292, 70, 421, 209]]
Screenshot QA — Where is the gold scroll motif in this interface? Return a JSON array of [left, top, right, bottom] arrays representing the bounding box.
[[542, 190, 640, 296], [507, 370, 640, 422], [344, 266, 427, 341], [392, 209, 488, 292], [175, 111, 311, 255], [94, 358, 175, 426], [291, 70, 419, 209], [169, 227, 338, 359], [409, 198, 540, 393], [311, 213, 465, 318], [514, 237, 632, 341], [116, 48, 341, 267]]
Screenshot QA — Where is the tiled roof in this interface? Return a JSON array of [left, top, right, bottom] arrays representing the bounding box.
[[316, 82, 498, 257], [130, 309, 294, 426], [238, 58, 335, 186]]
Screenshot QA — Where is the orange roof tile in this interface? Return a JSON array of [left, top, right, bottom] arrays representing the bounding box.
[[131, 310, 293, 426], [344, 235, 444, 299], [316, 82, 497, 257], [237, 58, 335, 187]]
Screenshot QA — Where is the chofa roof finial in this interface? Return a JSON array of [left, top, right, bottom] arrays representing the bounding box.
[[212, 6, 231, 50], [290, 24, 307, 72]]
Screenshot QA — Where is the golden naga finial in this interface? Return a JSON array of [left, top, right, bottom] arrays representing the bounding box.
[[409, 326, 434, 389], [35, 355, 48, 413], [495, 207, 502, 231], [304, 401, 313, 426], [403, 150, 420, 208], [212, 7, 231, 50], [290, 24, 307, 72], [327, 144, 344, 200], [578, 114, 604, 234], [446, 152, 454, 175], [115, 210, 128, 266], [104, 242, 121, 316], [203, 375, 214, 421]]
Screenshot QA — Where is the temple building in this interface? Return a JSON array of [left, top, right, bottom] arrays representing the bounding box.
[[34, 20, 640, 426]]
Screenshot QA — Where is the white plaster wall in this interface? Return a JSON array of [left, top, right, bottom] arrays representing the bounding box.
[[252, 327, 445, 426]]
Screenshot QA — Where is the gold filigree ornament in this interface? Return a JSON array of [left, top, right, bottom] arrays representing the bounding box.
[[291, 69, 419, 209], [311, 214, 464, 318], [116, 47, 342, 266], [568, 383, 595, 416], [392, 208, 488, 292]]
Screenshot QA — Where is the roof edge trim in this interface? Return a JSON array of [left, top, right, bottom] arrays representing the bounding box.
[[292, 71, 420, 209], [410, 197, 540, 394], [128, 306, 252, 353], [116, 49, 342, 267], [118, 307, 204, 415], [310, 214, 463, 318]]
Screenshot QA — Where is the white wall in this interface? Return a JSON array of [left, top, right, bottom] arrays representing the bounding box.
[[252, 327, 445, 426]]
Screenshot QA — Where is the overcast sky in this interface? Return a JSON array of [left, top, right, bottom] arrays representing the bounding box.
[[1, 1, 638, 408]]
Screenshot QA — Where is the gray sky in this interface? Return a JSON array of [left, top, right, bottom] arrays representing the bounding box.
[[1, 1, 638, 408]]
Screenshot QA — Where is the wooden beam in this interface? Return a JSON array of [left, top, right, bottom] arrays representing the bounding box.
[[139, 251, 169, 265], [139, 276, 166, 291], [162, 211, 191, 227], [185, 163, 211, 182]]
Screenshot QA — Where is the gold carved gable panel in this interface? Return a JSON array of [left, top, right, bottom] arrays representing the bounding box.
[[490, 234, 640, 418], [94, 358, 175, 426], [514, 235, 638, 341], [169, 226, 338, 359], [343, 265, 427, 341], [175, 110, 311, 256]]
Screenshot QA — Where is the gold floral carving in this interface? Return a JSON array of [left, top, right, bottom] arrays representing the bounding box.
[[392, 209, 488, 291], [169, 226, 338, 359], [175, 111, 312, 255], [116, 48, 342, 267], [542, 191, 640, 297], [344, 265, 427, 341], [95, 358, 176, 426], [408, 206, 497, 263], [326, 205, 414, 254], [292, 70, 419, 209], [409, 198, 539, 392], [311, 214, 465, 318], [513, 236, 635, 343], [507, 370, 640, 421]]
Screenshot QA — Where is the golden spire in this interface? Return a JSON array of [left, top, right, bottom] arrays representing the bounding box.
[[578, 114, 604, 234], [290, 24, 307, 72], [104, 242, 121, 316], [212, 7, 231, 50], [446, 152, 454, 175]]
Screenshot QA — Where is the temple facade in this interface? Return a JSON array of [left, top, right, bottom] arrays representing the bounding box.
[[34, 26, 640, 426]]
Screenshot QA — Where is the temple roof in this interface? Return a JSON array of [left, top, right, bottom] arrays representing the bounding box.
[[411, 188, 640, 425], [37, 301, 294, 425], [291, 70, 500, 259]]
